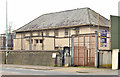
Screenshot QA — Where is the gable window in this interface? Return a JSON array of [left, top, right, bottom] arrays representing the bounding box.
[[54, 29, 59, 36], [65, 28, 69, 36], [46, 30, 49, 36]]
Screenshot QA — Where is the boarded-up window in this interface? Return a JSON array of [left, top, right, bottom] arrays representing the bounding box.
[[54, 29, 59, 36]]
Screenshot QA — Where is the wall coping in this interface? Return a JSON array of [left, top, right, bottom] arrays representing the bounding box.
[[0, 50, 59, 52]]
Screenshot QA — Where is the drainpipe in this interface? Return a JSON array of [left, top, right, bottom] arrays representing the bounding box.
[[95, 31, 98, 67], [0, 34, 2, 50], [71, 35, 74, 66], [83, 35, 85, 66], [54, 36, 56, 50]]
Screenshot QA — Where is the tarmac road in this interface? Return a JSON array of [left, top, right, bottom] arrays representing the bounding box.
[[1, 64, 119, 75]]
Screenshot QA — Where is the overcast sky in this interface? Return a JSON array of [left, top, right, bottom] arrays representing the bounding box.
[[0, 0, 119, 34]]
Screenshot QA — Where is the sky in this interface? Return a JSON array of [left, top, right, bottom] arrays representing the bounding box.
[[0, 0, 120, 34]]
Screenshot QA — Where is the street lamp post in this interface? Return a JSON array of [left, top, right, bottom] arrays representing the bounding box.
[[5, 0, 8, 64]]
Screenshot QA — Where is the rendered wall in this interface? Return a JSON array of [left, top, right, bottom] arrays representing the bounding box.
[[14, 26, 110, 50], [90, 26, 111, 50]]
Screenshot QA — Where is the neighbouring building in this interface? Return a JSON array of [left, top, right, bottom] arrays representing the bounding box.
[[0, 33, 15, 50], [14, 7, 110, 51]]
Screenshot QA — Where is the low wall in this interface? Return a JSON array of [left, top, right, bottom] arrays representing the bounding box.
[[1, 50, 59, 66]]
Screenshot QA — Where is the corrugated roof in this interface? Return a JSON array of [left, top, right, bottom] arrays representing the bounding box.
[[16, 8, 110, 32]]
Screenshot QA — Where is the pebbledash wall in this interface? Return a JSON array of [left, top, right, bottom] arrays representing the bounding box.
[[2, 50, 59, 66]]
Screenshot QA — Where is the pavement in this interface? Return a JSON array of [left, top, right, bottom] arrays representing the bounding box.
[[2, 64, 59, 70], [1, 64, 119, 75]]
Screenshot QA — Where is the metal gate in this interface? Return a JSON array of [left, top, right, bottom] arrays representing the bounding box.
[[73, 34, 95, 67]]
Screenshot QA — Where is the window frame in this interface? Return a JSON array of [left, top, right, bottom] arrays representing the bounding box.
[[35, 39, 39, 44], [40, 39, 43, 43], [75, 27, 79, 34], [46, 30, 49, 36], [65, 28, 69, 36], [54, 29, 59, 36]]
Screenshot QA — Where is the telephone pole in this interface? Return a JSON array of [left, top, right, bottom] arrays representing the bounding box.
[[5, 0, 8, 64]]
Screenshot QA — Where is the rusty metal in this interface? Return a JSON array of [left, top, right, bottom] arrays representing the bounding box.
[[73, 34, 95, 67]]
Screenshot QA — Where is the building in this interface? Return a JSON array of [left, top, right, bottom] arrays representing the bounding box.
[[14, 7, 110, 51], [0, 33, 15, 50]]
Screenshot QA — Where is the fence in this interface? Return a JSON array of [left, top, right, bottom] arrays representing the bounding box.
[[72, 32, 111, 67], [73, 33, 95, 67]]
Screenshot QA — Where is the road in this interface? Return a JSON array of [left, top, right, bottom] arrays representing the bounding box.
[[1, 67, 85, 75], [1, 64, 119, 75]]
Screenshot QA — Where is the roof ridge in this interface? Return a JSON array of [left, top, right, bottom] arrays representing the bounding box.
[[42, 7, 89, 16]]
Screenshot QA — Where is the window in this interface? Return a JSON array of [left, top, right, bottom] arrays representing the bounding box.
[[65, 28, 69, 36], [23, 33, 26, 37], [54, 29, 59, 36], [30, 32, 32, 36], [40, 39, 43, 43], [41, 32, 43, 36], [40, 31, 44, 36], [75, 28, 79, 34], [46, 30, 49, 36], [35, 39, 39, 43]]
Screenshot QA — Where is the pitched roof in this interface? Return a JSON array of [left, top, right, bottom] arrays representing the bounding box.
[[16, 7, 110, 32]]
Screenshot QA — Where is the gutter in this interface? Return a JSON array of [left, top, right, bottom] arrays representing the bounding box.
[[14, 24, 110, 33]]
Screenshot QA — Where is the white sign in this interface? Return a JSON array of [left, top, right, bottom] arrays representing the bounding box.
[[52, 53, 56, 58]]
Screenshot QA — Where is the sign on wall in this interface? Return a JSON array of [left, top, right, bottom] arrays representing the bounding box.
[[100, 30, 107, 47]]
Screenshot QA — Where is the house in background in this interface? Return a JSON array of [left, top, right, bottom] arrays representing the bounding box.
[[14, 7, 110, 51]]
